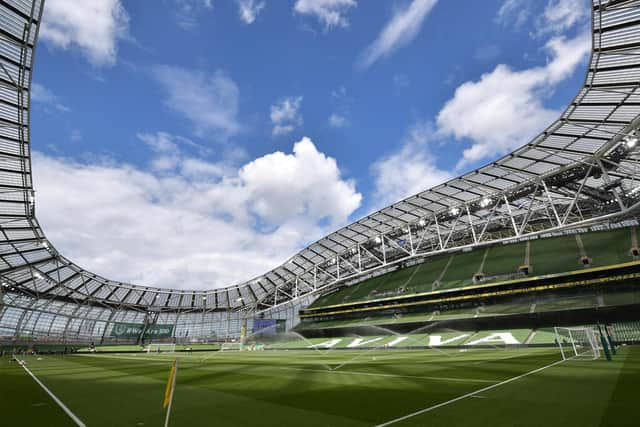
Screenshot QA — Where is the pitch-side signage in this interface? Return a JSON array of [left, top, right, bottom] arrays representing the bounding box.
[[110, 322, 174, 338]]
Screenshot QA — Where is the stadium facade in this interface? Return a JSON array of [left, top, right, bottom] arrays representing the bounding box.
[[1, 0, 640, 345]]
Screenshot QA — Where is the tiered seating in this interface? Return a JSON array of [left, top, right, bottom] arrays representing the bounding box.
[[482, 243, 526, 277], [581, 228, 637, 267], [438, 250, 485, 290], [310, 227, 638, 309], [602, 290, 640, 307], [612, 322, 640, 342], [534, 296, 598, 312]]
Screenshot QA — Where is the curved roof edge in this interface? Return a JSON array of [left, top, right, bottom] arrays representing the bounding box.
[[2, 0, 640, 313]]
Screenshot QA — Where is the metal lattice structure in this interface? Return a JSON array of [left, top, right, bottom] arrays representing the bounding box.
[[2, 0, 640, 342]]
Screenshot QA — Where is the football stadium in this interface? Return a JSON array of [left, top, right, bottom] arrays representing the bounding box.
[[2, 0, 640, 426]]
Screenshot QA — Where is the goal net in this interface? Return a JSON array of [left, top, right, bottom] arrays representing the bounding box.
[[554, 327, 600, 360], [220, 342, 243, 352], [146, 343, 176, 354]]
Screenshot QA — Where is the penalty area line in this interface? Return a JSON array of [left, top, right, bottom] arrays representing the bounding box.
[[15, 358, 87, 427], [374, 357, 567, 427]]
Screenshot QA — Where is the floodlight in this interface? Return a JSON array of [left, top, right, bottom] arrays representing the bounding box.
[[625, 136, 638, 148], [479, 197, 491, 208], [418, 219, 426, 227], [374, 236, 382, 244], [450, 207, 460, 216]]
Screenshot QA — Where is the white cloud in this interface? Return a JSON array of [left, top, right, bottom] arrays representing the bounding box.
[[436, 30, 591, 169], [237, 0, 266, 24], [31, 83, 69, 113], [538, 0, 589, 35], [239, 137, 361, 224], [172, 0, 214, 30], [152, 65, 240, 137], [294, 0, 357, 30], [33, 134, 361, 289], [496, 0, 590, 36], [358, 0, 438, 68], [270, 96, 303, 136], [328, 113, 347, 128], [40, 0, 129, 66], [496, 0, 531, 29], [370, 11, 590, 203], [371, 122, 452, 208]]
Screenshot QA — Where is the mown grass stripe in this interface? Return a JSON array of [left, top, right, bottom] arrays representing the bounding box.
[[15, 358, 87, 427], [374, 357, 568, 427]]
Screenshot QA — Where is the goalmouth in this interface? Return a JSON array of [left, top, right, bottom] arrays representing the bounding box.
[[146, 343, 176, 354], [219, 342, 243, 352], [554, 327, 601, 360]]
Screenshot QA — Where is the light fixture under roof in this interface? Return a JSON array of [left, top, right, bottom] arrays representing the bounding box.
[[479, 197, 492, 208], [624, 136, 638, 148], [374, 236, 382, 244], [450, 207, 460, 216]]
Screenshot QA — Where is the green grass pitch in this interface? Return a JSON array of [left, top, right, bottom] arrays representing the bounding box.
[[1, 346, 638, 426]]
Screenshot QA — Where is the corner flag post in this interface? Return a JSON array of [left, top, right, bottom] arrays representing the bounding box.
[[163, 359, 179, 427]]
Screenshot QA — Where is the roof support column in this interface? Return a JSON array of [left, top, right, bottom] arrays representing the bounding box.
[[465, 205, 477, 244], [541, 179, 561, 225], [503, 196, 520, 237], [407, 227, 415, 255], [434, 214, 444, 250], [561, 163, 594, 225], [596, 158, 626, 210]]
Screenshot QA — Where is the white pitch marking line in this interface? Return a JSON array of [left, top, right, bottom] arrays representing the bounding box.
[[374, 357, 568, 427], [15, 358, 87, 427]]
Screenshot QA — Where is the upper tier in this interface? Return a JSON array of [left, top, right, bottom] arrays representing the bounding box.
[[310, 225, 638, 309]]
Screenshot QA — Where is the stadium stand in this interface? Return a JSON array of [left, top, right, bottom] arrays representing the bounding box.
[[0, 0, 638, 357], [310, 227, 639, 309]]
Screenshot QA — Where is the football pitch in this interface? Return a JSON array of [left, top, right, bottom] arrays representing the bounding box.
[[1, 346, 638, 426]]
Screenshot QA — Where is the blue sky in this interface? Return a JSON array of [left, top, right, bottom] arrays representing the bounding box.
[[30, 0, 592, 289]]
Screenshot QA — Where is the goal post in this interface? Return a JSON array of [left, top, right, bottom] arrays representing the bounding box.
[[219, 342, 243, 352], [554, 327, 601, 360], [146, 343, 176, 354]]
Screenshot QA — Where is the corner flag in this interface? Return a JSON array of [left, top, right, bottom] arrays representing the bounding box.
[[163, 359, 178, 427]]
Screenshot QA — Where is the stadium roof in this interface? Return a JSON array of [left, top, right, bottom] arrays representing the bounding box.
[[2, 0, 640, 313]]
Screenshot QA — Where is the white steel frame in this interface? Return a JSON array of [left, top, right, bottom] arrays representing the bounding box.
[[2, 1, 640, 340]]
